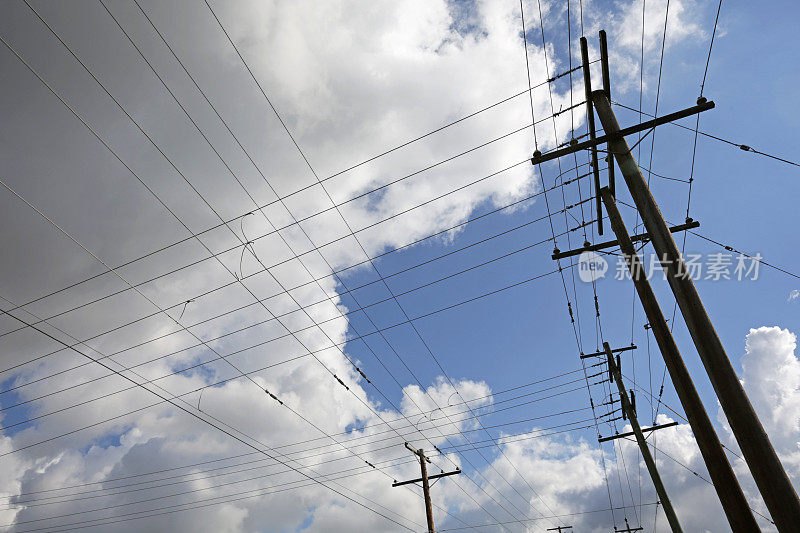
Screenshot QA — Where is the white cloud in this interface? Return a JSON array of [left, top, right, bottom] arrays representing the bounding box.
[[0, 0, 733, 531]]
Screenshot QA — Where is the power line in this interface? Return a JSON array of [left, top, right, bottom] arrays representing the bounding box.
[[4, 15, 583, 508], [0, 306, 419, 532], [2, 11, 484, 524], [0, 259, 573, 517], [5, 416, 595, 517], [611, 100, 800, 168], [0, 71, 586, 331], [0, 187, 588, 397], [0, 223, 579, 406], [615, 197, 800, 280], [0, 158, 589, 347], [98, 4, 552, 522], [205, 1, 567, 526], [7, 422, 603, 533], [6, 365, 599, 503], [5, 380, 596, 507], [700, 0, 723, 97]]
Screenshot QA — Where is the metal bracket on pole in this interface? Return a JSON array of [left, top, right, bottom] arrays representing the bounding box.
[[552, 220, 699, 260], [598, 421, 678, 443], [392, 469, 462, 487], [531, 100, 715, 166], [580, 344, 636, 359]]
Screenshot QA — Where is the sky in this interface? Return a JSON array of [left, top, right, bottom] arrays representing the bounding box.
[[0, 0, 799, 531]]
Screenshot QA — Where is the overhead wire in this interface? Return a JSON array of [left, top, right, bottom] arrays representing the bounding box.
[[4, 381, 598, 510], [0, 155, 585, 348], [0, 301, 419, 532], [6, 421, 609, 533], [0, 56, 596, 335], [0, 13, 468, 526], [100, 4, 543, 524], [6, 364, 601, 504], [6, 8, 455, 518], [611, 100, 800, 168], [203, 2, 579, 528], [0, 180, 591, 397]]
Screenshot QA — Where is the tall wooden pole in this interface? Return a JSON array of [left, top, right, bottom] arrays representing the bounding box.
[[592, 90, 800, 530], [580, 36, 603, 235], [601, 187, 760, 531], [418, 449, 435, 533], [598, 29, 615, 197], [604, 342, 683, 533]]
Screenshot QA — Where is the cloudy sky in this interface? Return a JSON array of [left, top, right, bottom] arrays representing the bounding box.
[[0, 0, 798, 531]]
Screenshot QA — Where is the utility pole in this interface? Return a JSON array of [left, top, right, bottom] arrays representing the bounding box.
[[580, 36, 603, 235], [604, 342, 683, 533], [547, 526, 573, 532], [600, 187, 760, 531], [392, 443, 461, 533], [598, 29, 615, 197], [592, 90, 800, 530]]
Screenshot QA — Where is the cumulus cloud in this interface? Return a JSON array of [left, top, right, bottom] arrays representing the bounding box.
[[0, 0, 741, 532]]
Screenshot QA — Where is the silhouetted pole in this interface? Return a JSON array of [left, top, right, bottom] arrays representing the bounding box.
[[601, 187, 760, 531], [593, 90, 800, 530], [419, 450, 435, 533], [404, 442, 436, 532], [604, 342, 683, 533], [580, 36, 603, 235]]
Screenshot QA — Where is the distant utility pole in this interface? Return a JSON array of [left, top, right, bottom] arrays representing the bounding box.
[[605, 342, 682, 533], [546, 526, 573, 532], [600, 187, 760, 531], [392, 443, 461, 533]]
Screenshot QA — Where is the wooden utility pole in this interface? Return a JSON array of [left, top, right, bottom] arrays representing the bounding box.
[[592, 90, 800, 530], [546, 526, 573, 532], [604, 342, 683, 533], [392, 443, 461, 533], [580, 36, 603, 235], [600, 187, 760, 531], [598, 29, 615, 197]]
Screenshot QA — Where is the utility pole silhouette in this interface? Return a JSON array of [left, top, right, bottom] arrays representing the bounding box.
[[536, 28, 797, 531], [605, 342, 682, 532], [392, 443, 460, 533], [601, 186, 759, 530]]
